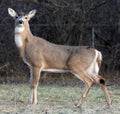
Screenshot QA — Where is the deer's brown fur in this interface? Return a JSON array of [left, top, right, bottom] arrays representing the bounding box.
[[8, 8, 111, 107]]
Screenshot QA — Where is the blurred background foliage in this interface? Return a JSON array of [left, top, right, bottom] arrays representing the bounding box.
[[0, 0, 119, 84]]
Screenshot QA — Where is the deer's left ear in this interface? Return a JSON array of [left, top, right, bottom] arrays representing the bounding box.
[[8, 8, 18, 18], [28, 9, 36, 20]]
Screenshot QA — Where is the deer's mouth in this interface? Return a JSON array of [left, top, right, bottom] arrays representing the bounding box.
[[15, 25, 24, 33], [18, 24, 24, 27]]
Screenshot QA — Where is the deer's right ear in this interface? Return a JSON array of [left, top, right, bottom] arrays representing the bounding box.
[[8, 8, 17, 18]]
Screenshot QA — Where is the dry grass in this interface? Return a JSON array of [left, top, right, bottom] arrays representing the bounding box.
[[0, 84, 120, 114]]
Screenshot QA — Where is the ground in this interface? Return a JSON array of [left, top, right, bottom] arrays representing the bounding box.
[[0, 84, 120, 114]]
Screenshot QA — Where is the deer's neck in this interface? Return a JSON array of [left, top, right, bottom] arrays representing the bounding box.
[[14, 26, 32, 48], [14, 25, 33, 59]]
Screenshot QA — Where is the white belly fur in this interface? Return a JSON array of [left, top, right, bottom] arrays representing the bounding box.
[[42, 69, 70, 73]]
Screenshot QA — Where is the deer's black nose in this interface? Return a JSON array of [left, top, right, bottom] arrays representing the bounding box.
[[18, 20, 23, 24]]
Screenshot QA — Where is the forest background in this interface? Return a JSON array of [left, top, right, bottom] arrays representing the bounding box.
[[0, 0, 119, 85]]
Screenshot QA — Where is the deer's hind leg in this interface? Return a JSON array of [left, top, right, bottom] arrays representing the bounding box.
[[98, 75, 112, 107], [92, 74, 112, 107], [71, 67, 94, 107]]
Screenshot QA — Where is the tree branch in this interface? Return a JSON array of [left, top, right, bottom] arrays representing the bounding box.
[[0, 63, 9, 70]]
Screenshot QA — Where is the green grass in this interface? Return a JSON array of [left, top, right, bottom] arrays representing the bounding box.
[[0, 84, 120, 114]]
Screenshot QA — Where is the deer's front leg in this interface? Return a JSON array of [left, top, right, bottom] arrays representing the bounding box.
[[30, 67, 41, 104]]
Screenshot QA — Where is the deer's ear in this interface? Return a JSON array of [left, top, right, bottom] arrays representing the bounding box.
[[8, 8, 18, 18], [28, 9, 36, 20]]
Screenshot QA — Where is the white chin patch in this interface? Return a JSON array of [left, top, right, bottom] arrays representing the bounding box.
[[15, 26, 24, 33], [14, 34, 23, 47]]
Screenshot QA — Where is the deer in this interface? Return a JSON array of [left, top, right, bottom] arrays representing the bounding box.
[[8, 8, 111, 107]]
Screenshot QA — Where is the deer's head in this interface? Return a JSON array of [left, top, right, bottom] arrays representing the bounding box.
[[8, 8, 36, 33]]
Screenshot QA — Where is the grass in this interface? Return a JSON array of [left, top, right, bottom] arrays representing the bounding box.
[[0, 84, 120, 114]]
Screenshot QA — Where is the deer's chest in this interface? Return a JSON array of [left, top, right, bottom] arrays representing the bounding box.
[[14, 34, 23, 47], [14, 26, 24, 47]]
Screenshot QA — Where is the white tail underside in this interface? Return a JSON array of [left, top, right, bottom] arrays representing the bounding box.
[[87, 50, 101, 76]]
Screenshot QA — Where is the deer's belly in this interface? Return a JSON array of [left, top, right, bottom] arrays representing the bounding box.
[[42, 69, 70, 73]]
